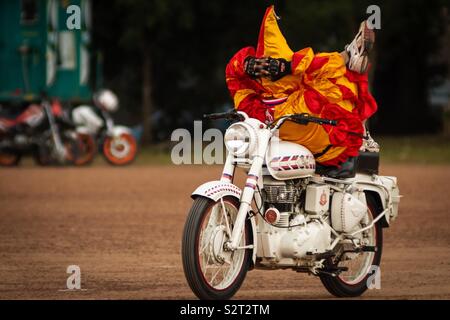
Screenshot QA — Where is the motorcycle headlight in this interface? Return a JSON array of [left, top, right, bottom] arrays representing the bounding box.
[[224, 123, 256, 157]]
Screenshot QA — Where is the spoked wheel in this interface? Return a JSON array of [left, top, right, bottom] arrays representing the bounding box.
[[182, 196, 252, 300], [320, 194, 383, 297], [74, 133, 96, 166], [103, 133, 137, 165], [0, 148, 21, 166]]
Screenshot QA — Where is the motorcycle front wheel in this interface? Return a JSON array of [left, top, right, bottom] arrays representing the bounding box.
[[182, 196, 252, 300], [74, 133, 96, 166], [320, 194, 383, 297], [102, 133, 137, 165]]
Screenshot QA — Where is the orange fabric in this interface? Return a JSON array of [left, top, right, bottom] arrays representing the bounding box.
[[225, 6, 378, 166]]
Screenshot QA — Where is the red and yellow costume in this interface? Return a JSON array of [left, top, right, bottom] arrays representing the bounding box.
[[226, 6, 377, 166]]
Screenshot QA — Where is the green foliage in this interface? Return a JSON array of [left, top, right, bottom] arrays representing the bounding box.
[[92, 0, 449, 139]]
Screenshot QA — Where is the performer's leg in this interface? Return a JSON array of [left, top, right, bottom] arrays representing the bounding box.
[[360, 119, 380, 152]]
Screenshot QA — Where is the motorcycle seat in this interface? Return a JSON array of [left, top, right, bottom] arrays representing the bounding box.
[[315, 151, 379, 179]]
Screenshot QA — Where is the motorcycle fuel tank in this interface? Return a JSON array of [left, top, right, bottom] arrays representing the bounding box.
[[265, 137, 316, 180]]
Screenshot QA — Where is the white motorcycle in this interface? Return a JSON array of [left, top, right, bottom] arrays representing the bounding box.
[[182, 110, 400, 300], [71, 105, 137, 166]]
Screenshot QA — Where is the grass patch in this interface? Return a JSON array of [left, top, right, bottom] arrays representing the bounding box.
[[135, 135, 450, 165], [18, 136, 450, 166], [376, 135, 450, 164]]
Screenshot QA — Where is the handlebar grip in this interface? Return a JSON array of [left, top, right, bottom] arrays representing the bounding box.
[[203, 111, 244, 121], [321, 119, 337, 126], [291, 113, 337, 126]]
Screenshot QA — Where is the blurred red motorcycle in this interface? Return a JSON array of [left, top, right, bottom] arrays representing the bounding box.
[[0, 97, 79, 166]]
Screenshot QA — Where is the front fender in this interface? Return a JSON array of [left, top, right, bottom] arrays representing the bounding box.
[[108, 125, 132, 138], [191, 181, 257, 268]]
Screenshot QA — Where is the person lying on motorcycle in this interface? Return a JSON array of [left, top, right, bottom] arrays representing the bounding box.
[[226, 6, 379, 167]]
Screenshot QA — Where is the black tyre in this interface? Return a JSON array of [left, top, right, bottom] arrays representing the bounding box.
[[74, 133, 96, 166], [320, 194, 383, 297], [0, 148, 21, 166], [182, 196, 252, 300]]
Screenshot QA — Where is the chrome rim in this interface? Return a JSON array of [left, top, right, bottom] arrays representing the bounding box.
[[110, 137, 130, 158], [198, 200, 246, 290], [337, 209, 376, 285]]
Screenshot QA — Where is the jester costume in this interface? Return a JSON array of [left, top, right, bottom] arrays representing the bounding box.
[[226, 6, 377, 166]]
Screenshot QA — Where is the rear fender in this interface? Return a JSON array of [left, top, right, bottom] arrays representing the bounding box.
[[355, 174, 401, 227]]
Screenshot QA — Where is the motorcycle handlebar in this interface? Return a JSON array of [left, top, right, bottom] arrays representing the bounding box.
[[289, 113, 337, 127], [203, 111, 337, 127], [203, 110, 245, 122]]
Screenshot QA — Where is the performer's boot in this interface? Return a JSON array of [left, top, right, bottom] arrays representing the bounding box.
[[342, 20, 375, 74], [360, 130, 380, 153]]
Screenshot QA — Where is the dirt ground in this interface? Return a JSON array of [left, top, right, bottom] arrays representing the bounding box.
[[0, 163, 449, 300]]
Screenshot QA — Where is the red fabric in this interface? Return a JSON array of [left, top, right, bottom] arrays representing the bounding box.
[[291, 53, 306, 71], [345, 69, 378, 121], [305, 56, 330, 74], [225, 47, 377, 167], [255, 7, 273, 58]]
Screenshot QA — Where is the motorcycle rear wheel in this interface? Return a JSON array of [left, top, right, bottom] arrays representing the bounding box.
[[0, 149, 21, 166], [320, 194, 383, 297], [182, 196, 252, 300]]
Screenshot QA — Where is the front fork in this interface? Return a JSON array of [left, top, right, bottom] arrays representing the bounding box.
[[43, 101, 66, 162], [223, 131, 270, 251], [102, 110, 115, 137]]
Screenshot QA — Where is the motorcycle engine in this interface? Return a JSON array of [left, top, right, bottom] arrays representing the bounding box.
[[262, 177, 304, 227], [259, 176, 331, 262]]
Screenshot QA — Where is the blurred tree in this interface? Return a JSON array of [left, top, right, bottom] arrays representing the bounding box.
[[370, 0, 448, 134], [93, 0, 448, 142]]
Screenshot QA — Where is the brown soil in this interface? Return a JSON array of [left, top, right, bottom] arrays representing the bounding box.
[[0, 164, 449, 299]]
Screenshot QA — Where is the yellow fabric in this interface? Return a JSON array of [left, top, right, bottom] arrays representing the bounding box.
[[233, 89, 255, 107], [259, 6, 293, 60], [303, 53, 347, 104], [291, 47, 315, 75], [270, 67, 352, 163], [255, 6, 358, 163], [316, 146, 347, 163], [278, 120, 331, 155]]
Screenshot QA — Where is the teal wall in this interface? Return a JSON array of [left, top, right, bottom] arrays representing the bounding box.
[[0, 0, 92, 103]]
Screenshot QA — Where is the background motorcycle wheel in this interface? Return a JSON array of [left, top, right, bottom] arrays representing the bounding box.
[[74, 133, 96, 166], [34, 137, 79, 166], [102, 133, 137, 166], [182, 196, 252, 300], [0, 149, 21, 166], [319, 194, 383, 297]]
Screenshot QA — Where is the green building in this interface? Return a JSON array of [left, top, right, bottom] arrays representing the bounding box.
[[0, 0, 94, 104]]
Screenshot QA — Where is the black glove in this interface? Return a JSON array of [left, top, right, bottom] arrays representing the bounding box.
[[267, 57, 291, 81], [244, 56, 291, 81], [244, 56, 270, 78]]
